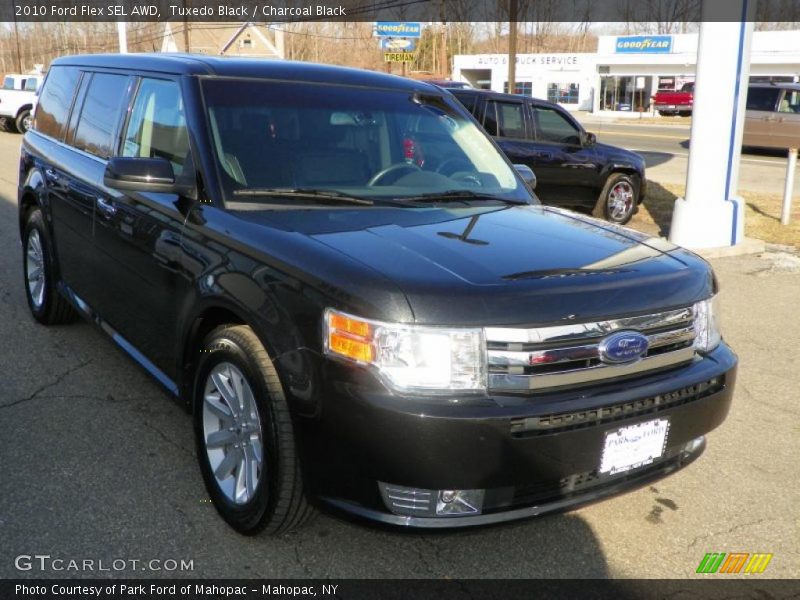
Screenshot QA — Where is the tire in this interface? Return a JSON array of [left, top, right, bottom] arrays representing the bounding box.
[[16, 109, 32, 134], [193, 325, 314, 535], [592, 173, 638, 225], [5, 116, 19, 133], [22, 208, 79, 325]]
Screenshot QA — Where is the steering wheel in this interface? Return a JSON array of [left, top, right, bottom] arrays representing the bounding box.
[[436, 158, 472, 177], [368, 163, 421, 186]]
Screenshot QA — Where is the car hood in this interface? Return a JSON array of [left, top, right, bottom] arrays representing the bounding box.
[[243, 204, 713, 326]]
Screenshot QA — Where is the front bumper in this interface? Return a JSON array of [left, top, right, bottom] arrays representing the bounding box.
[[300, 343, 736, 527]]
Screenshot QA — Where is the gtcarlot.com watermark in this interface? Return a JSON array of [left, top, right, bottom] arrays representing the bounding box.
[[14, 554, 194, 572]]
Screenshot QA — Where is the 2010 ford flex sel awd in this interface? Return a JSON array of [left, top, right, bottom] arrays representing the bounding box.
[[19, 54, 736, 535]]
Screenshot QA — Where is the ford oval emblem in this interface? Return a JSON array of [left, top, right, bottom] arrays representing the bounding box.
[[598, 331, 649, 364]]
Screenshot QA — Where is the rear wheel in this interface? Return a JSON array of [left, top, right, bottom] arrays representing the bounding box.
[[22, 208, 78, 325], [593, 173, 638, 225], [16, 109, 32, 133], [193, 325, 314, 535]]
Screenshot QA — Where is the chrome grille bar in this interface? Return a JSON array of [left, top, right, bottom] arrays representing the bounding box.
[[486, 308, 697, 392], [485, 307, 693, 348]]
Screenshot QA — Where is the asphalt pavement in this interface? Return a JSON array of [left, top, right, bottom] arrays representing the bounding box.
[[0, 130, 797, 579]]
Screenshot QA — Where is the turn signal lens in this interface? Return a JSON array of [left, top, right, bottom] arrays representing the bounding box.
[[329, 312, 371, 338], [326, 311, 374, 363], [329, 332, 374, 362]]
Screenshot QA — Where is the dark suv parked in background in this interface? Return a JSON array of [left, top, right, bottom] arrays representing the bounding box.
[[20, 54, 735, 535], [451, 89, 647, 224]]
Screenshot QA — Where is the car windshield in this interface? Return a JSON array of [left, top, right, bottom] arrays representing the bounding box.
[[201, 78, 534, 206]]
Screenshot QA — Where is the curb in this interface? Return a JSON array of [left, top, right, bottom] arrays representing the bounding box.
[[691, 237, 766, 259]]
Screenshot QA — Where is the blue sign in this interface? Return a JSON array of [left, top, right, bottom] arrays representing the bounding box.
[[615, 35, 672, 54], [380, 38, 417, 51], [375, 22, 421, 38]]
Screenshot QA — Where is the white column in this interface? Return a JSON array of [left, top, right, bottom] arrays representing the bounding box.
[[117, 22, 128, 54], [669, 0, 755, 249]]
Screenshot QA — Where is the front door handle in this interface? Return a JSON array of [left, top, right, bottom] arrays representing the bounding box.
[[44, 168, 60, 182], [96, 197, 117, 218]]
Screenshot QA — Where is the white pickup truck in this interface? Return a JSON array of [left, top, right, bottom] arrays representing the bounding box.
[[0, 73, 43, 133]]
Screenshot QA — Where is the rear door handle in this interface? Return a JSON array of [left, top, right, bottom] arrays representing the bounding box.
[[534, 151, 553, 159], [96, 197, 117, 217]]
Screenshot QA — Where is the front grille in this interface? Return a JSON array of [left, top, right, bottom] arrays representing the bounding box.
[[486, 307, 697, 392], [509, 377, 724, 437]]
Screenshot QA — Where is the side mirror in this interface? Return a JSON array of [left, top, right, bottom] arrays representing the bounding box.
[[583, 131, 597, 146], [513, 164, 537, 190], [104, 157, 182, 194]]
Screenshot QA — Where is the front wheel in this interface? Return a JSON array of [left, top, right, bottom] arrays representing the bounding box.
[[593, 173, 638, 225], [22, 208, 78, 324], [193, 325, 314, 535]]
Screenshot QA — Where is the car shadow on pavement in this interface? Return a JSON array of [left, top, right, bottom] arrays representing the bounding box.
[[636, 181, 680, 237], [290, 507, 617, 579], [634, 150, 681, 169]]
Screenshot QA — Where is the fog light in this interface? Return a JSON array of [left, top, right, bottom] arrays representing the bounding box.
[[440, 490, 457, 503], [684, 435, 705, 454], [436, 489, 485, 516]]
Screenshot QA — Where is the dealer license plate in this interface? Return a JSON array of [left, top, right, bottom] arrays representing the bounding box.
[[599, 418, 669, 475]]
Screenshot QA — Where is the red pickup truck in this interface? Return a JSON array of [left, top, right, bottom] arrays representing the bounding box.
[[653, 82, 694, 116]]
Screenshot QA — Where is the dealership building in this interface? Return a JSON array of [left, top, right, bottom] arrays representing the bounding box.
[[452, 30, 800, 115]]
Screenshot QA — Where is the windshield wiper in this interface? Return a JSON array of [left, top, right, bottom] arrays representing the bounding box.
[[398, 190, 528, 205], [233, 188, 374, 206]]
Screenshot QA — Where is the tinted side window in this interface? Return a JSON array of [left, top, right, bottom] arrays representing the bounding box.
[[746, 87, 780, 111], [483, 100, 499, 136], [73, 73, 130, 159], [534, 105, 581, 145], [35, 66, 80, 139], [453, 93, 477, 116], [3, 76, 14, 90], [122, 78, 189, 174], [495, 101, 526, 138]]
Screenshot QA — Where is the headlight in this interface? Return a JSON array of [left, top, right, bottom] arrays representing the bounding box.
[[693, 296, 722, 353], [324, 308, 486, 394]]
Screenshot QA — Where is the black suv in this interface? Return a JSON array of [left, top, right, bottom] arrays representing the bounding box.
[[20, 54, 735, 535], [451, 89, 647, 224]]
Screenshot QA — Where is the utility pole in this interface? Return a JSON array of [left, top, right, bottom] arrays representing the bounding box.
[[182, 0, 191, 52], [12, 1, 22, 73], [507, 0, 518, 93], [439, 0, 447, 78]]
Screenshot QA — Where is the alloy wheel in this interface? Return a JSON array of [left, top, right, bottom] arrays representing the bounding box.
[[26, 229, 45, 309], [608, 181, 634, 221], [202, 362, 264, 505]]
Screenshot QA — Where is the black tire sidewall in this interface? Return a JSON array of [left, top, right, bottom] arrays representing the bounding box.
[[22, 209, 56, 322], [193, 331, 281, 534], [16, 109, 30, 134]]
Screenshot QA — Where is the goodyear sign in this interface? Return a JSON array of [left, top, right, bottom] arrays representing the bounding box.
[[375, 22, 421, 38], [615, 35, 672, 53]]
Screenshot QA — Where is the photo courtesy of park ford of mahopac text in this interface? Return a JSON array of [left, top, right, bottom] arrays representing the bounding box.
[[0, 0, 799, 598]]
